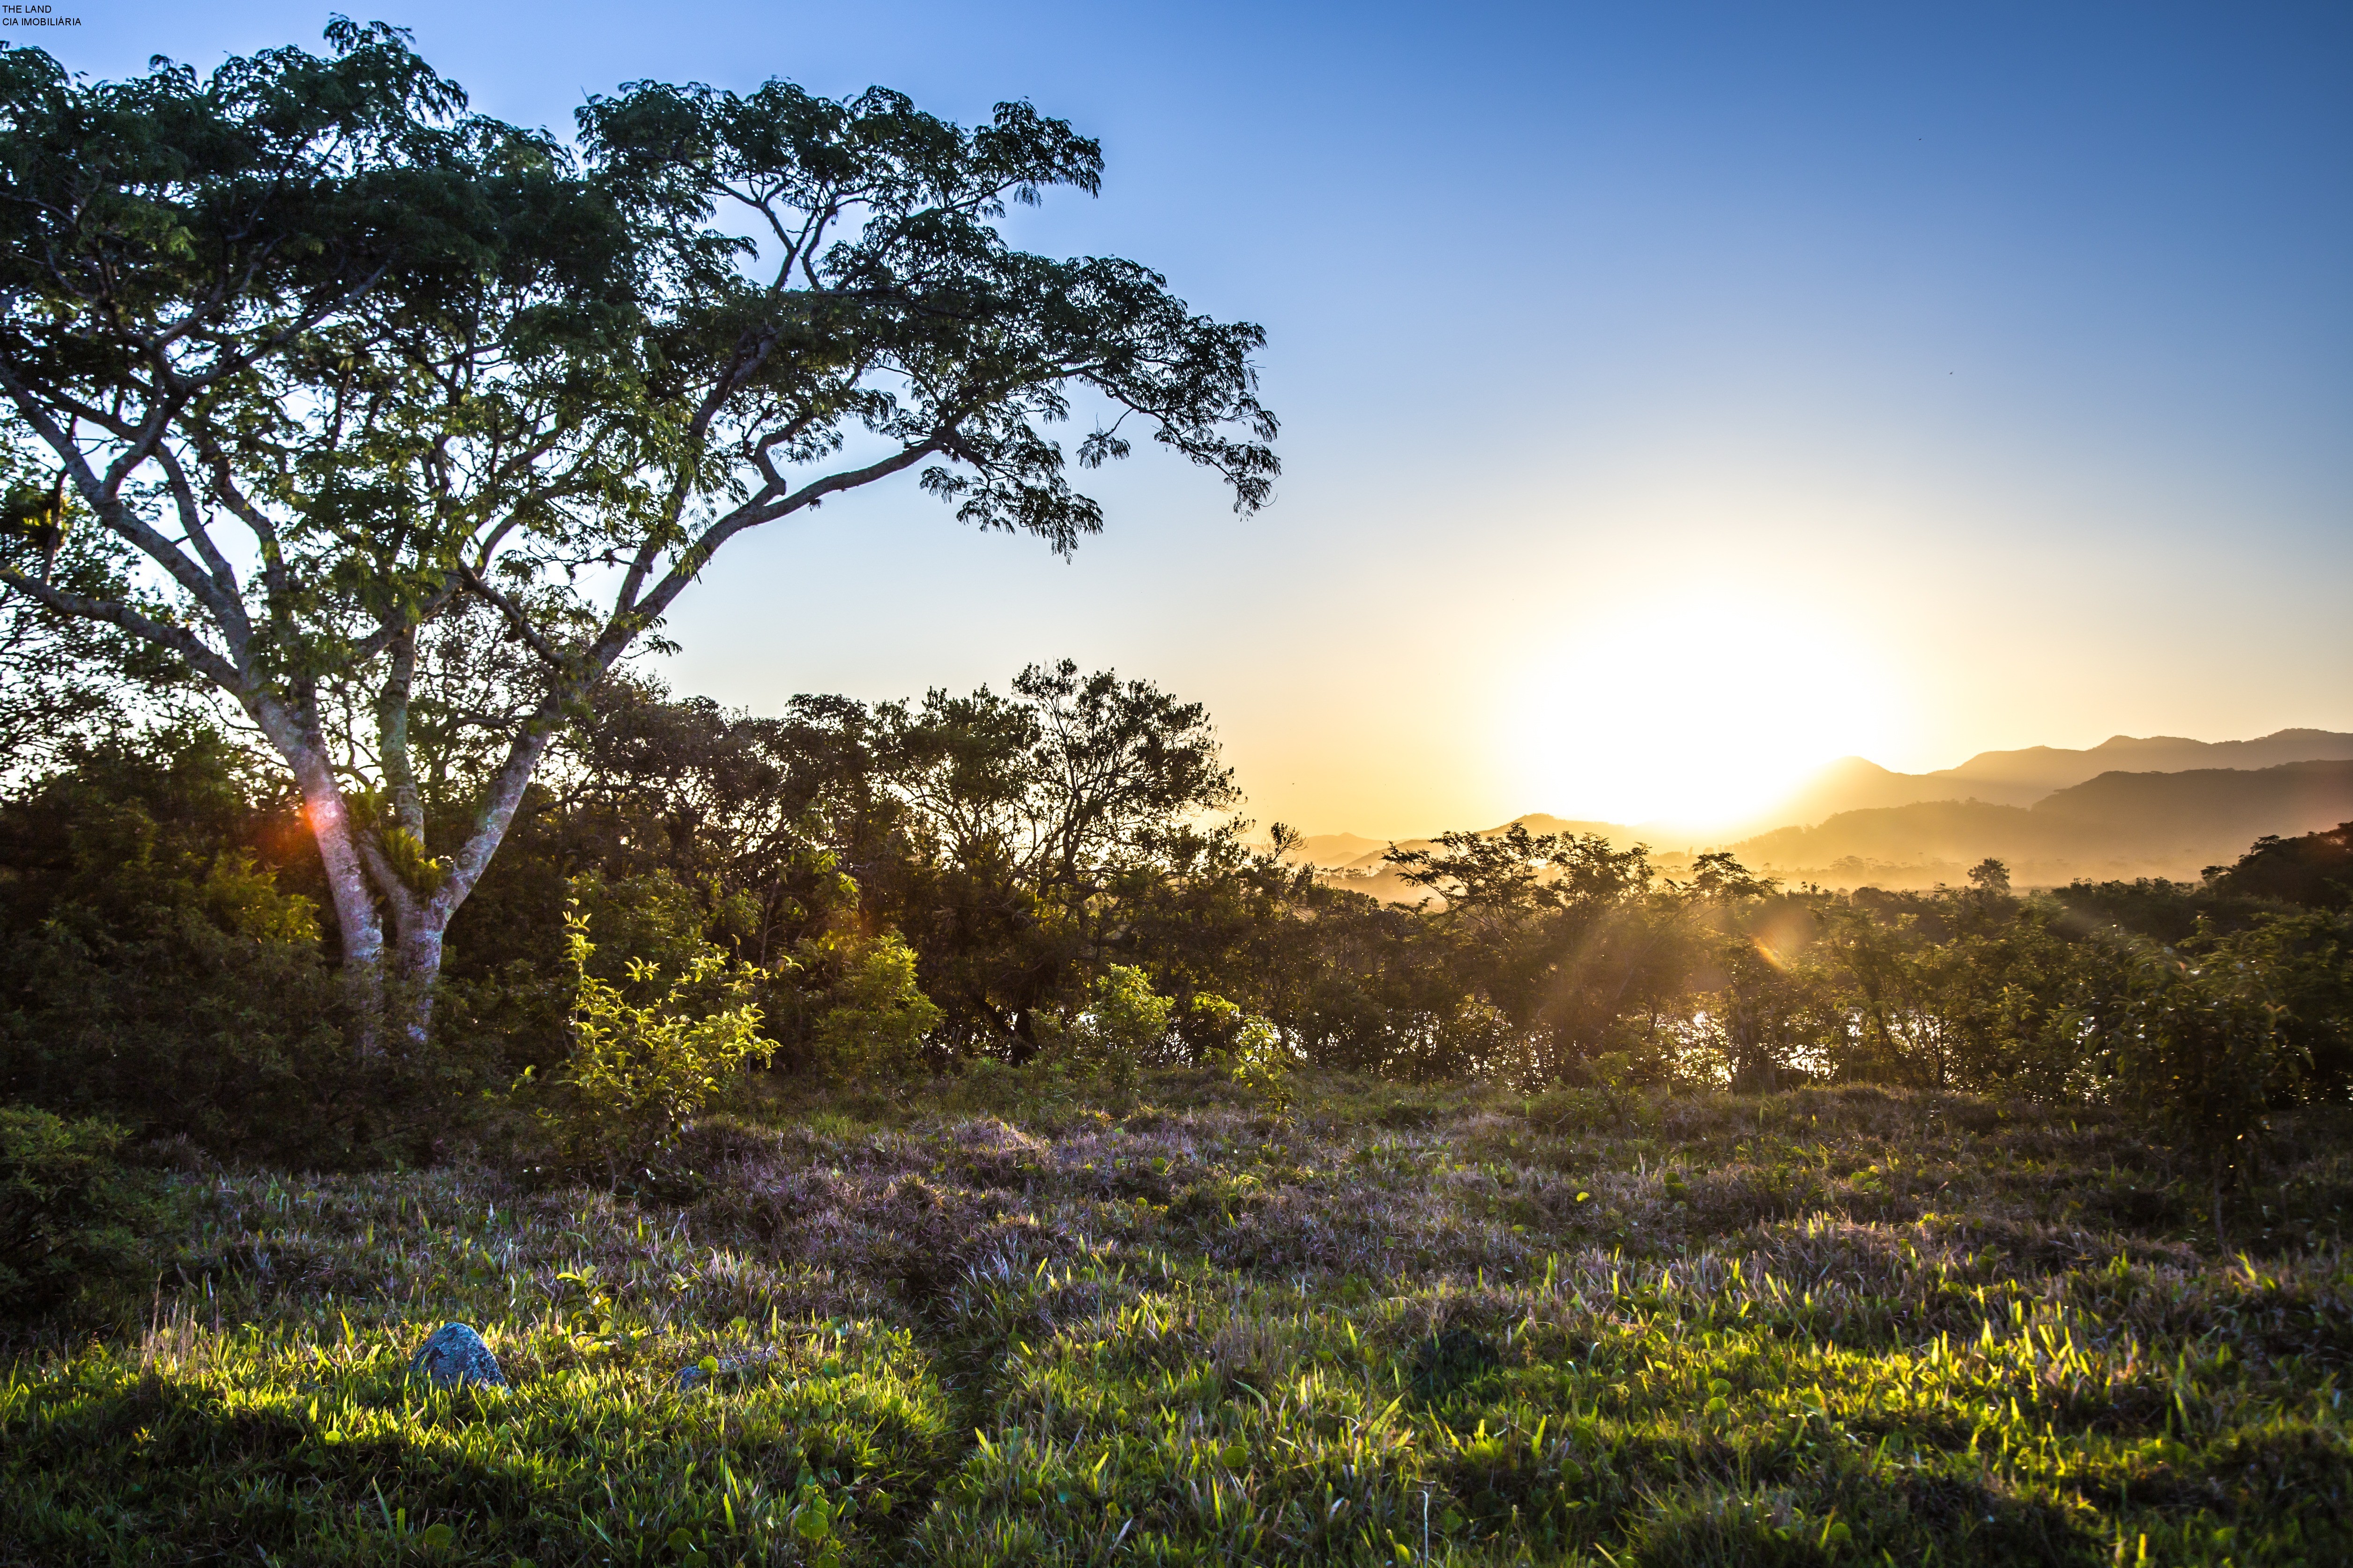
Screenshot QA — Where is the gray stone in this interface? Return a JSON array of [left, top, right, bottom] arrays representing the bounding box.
[[676, 1350, 773, 1390], [409, 1322, 506, 1389]]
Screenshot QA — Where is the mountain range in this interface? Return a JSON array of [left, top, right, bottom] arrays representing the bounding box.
[[1711, 728, 2353, 834], [1282, 729, 2353, 897]]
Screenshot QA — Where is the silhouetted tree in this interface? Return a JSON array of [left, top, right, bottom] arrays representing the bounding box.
[[2208, 824, 2353, 911]]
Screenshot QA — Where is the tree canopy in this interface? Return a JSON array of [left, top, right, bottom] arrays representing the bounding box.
[[0, 24, 1275, 1029]]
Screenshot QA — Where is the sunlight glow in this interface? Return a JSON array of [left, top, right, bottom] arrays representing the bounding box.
[[1503, 589, 1902, 829]]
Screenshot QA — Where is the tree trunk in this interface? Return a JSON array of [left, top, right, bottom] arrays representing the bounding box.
[[249, 645, 584, 1062], [375, 704, 570, 1045], [251, 699, 390, 1055], [372, 908, 453, 1056]]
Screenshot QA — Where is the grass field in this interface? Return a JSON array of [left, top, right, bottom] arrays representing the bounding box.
[[5, 1071, 2351, 1565]]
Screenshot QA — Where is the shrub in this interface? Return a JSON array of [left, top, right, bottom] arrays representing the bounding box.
[[548, 902, 769, 1177], [0, 730, 402, 1165], [1183, 988, 1295, 1113], [0, 1106, 156, 1320], [2080, 914, 2351, 1236], [1526, 1054, 1662, 1135], [802, 930, 943, 1082], [1055, 964, 1175, 1087], [1227, 1012, 1295, 1115], [570, 868, 761, 985], [0, 906, 357, 1156]]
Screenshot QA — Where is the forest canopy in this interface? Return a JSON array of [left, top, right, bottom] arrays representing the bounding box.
[[0, 646, 2347, 1179]]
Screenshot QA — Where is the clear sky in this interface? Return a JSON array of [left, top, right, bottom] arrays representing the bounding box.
[[45, 2, 2353, 837]]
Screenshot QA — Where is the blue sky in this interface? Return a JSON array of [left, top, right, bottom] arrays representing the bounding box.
[[46, 2, 2353, 833]]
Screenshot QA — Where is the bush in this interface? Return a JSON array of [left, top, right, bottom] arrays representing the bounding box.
[[1053, 964, 1175, 1087], [1227, 1012, 1296, 1115], [0, 1106, 156, 1320], [546, 901, 769, 1178], [800, 930, 943, 1083], [1183, 988, 1295, 1113], [0, 731, 380, 1163], [1526, 1053, 1661, 1135], [2087, 911, 2353, 1234]]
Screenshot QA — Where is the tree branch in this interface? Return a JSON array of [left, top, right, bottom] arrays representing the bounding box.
[[0, 565, 243, 691]]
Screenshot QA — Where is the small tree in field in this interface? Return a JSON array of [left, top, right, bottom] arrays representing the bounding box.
[[803, 931, 943, 1082], [0, 25, 1275, 1044], [557, 904, 766, 1175]]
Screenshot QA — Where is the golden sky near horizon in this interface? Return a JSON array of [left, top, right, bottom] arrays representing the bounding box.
[[658, 424, 2349, 841]]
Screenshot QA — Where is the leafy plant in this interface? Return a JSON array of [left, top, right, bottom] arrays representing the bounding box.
[[0, 1106, 156, 1319], [1226, 1009, 1296, 1115], [1052, 963, 1176, 1091], [0, 729, 375, 1163], [2083, 914, 2344, 1237], [551, 902, 768, 1176], [803, 930, 944, 1083]]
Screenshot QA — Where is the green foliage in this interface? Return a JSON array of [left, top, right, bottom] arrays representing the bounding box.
[[2094, 942, 2289, 1168], [569, 869, 762, 988], [4, 633, 2343, 1183], [2087, 911, 2353, 1221], [0, 22, 1276, 1038], [375, 824, 449, 897], [0, 1106, 156, 1320], [1226, 1011, 1296, 1115], [0, 731, 402, 1163], [435, 848, 784, 1088], [801, 931, 945, 1083], [1078, 965, 1177, 1060], [0, 452, 202, 781], [552, 900, 768, 1174], [1162, 984, 1295, 1111], [1047, 964, 1176, 1092], [1525, 1051, 1663, 1135]]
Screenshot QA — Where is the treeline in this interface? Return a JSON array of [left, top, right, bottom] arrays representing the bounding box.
[[1, 665, 2348, 1177]]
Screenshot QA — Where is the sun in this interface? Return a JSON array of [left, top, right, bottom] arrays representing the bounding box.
[[1502, 590, 1902, 829]]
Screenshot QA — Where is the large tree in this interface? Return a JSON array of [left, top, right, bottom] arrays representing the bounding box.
[[0, 25, 1275, 1038]]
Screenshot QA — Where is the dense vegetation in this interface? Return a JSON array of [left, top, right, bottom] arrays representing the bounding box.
[[1, 674, 2346, 1182]]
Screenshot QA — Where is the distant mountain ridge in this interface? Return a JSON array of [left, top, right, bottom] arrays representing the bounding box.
[[1281, 728, 2353, 898], [1714, 728, 2353, 835], [1731, 760, 2353, 888], [1943, 729, 2353, 790]]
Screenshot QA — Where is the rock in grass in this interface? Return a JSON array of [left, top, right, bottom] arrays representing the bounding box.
[[676, 1350, 773, 1390], [409, 1322, 505, 1389]]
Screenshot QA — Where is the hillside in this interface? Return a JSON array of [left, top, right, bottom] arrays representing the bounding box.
[[1944, 727, 2353, 791], [1733, 760, 2353, 888], [1714, 727, 2353, 835], [1299, 731, 2353, 900], [1273, 832, 1387, 868]]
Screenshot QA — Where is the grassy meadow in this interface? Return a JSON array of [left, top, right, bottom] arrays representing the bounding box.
[[5, 1073, 2351, 1567]]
